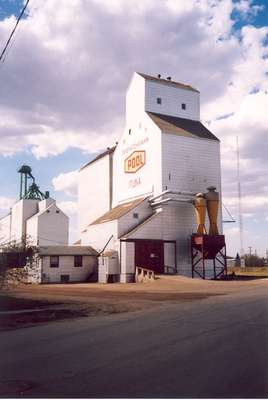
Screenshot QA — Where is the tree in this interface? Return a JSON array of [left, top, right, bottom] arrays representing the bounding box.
[[0, 235, 38, 289], [244, 254, 265, 267], [235, 253, 241, 267]]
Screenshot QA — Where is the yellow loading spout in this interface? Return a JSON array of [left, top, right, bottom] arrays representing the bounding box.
[[193, 193, 207, 235], [205, 186, 219, 235]]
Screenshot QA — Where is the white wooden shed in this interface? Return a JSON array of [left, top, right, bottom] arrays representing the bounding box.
[[27, 245, 98, 284]]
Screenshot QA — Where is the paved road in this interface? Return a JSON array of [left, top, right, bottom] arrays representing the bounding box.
[[0, 281, 267, 398]]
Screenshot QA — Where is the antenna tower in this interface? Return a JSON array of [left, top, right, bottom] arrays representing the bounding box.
[[236, 136, 244, 262]]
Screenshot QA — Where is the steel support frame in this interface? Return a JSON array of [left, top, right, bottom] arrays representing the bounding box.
[[191, 241, 227, 280]]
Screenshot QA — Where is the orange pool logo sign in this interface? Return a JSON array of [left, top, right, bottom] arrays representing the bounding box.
[[124, 151, 146, 173]]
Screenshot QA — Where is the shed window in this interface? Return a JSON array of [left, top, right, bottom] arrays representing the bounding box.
[[74, 255, 83, 268], [157, 97, 162, 104], [50, 255, 59, 268], [181, 103, 186, 110]]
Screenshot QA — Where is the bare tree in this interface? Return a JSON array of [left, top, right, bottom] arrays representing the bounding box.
[[0, 235, 38, 289]]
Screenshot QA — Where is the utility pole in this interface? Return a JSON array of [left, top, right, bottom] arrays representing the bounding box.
[[236, 136, 245, 266], [248, 246, 252, 256]]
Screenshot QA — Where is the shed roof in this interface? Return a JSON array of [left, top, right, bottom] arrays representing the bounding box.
[[38, 245, 98, 256], [137, 72, 199, 93], [89, 196, 147, 226], [101, 250, 118, 257], [80, 146, 116, 172], [147, 112, 219, 141]]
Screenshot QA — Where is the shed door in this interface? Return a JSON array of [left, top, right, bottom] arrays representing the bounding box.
[[135, 240, 164, 274]]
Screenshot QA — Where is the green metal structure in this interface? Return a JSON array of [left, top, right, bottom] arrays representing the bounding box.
[[17, 165, 49, 200]]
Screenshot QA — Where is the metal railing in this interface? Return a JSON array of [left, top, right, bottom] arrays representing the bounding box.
[[135, 267, 155, 283]]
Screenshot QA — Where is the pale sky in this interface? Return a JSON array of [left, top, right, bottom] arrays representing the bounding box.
[[0, 0, 267, 256]]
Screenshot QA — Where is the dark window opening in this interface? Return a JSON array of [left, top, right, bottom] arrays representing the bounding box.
[[56, 210, 60, 214], [181, 103, 186, 110], [61, 274, 70, 283], [157, 97, 162, 104], [74, 255, 83, 268], [133, 213, 139, 219], [50, 255, 59, 268], [129, 129, 131, 135]]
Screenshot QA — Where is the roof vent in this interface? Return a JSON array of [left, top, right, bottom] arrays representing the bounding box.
[[107, 147, 110, 150], [157, 74, 161, 78], [167, 76, 171, 81]]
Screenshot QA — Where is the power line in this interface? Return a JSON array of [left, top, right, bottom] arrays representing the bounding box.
[[0, 0, 30, 63], [222, 202, 235, 223]]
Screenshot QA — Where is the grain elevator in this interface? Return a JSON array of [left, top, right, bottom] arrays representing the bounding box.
[[0, 165, 69, 247], [78, 72, 225, 282]]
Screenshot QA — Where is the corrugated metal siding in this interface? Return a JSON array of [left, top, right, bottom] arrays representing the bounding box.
[[145, 80, 200, 121], [162, 134, 221, 192], [161, 133, 222, 233]]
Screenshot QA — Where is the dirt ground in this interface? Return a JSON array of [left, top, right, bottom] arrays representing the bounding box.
[[1, 275, 267, 331], [228, 266, 268, 276]]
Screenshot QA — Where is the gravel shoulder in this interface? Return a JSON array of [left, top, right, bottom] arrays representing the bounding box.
[[1, 275, 267, 331]]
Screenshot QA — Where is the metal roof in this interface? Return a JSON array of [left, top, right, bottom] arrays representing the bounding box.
[[89, 196, 147, 226], [38, 246, 98, 256], [101, 250, 118, 257], [137, 72, 199, 93], [147, 112, 219, 141], [79, 146, 116, 172]]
